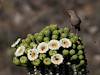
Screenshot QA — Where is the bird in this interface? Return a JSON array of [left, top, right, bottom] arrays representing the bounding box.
[[64, 9, 81, 32]]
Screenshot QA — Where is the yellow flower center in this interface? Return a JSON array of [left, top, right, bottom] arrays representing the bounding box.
[[41, 46, 45, 51], [52, 43, 57, 48], [18, 48, 23, 53], [31, 52, 35, 58]]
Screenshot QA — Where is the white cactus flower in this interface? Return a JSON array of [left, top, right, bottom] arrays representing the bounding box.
[[37, 42, 49, 53], [11, 38, 21, 47], [27, 48, 38, 61], [60, 38, 72, 48], [51, 54, 64, 65], [15, 46, 25, 57], [48, 40, 60, 50]]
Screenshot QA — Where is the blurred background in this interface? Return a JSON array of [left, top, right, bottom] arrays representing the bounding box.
[[0, 0, 100, 75]]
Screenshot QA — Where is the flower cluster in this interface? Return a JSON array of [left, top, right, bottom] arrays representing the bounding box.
[[13, 38, 72, 65], [11, 24, 87, 75]]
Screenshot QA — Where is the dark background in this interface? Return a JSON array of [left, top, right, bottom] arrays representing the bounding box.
[[0, 0, 100, 75]]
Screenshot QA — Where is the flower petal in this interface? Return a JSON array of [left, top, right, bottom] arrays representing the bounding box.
[[60, 38, 72, 48], [37, 42, 49, 53], [11, 38, 21, 47], [48, 40, 60, 50], [15, 46, 25, 57], [51, 54, 63, 65], [27, 48, 38, 61]]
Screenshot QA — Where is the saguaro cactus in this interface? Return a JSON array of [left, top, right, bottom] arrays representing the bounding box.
[[11, 23, 87, 75]]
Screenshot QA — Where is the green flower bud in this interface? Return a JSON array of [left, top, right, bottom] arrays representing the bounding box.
[[52, 30, 59, 35], [21, 43, 28, 48], [61, 33, 67, 38], [33, 43, 37, 48], [70, 38, 77, 43], [30, 42, 37, 48], [43, 37, 50, 42], [43, 58, 51, 65], [42, 28, 47, 32], [50, 24, 57, 31], [20, 56, 27, 64], [71, 55, 78, 60], [13, 57, 20, 65], [30, 42, 34, 48], [44, 26, 50, 30], [25, 38, 31, 43], [39, 32, 44, 36], [25, 48, 30, 54], [34, 33, 39, 39], [46, 26, 50, 29], [62, 49, 69, 56], [27, 34, 32, 37], [22, 39, 26, 43], [70, 50, 75, 55], [64, 27, 70, 33], [40, 31, 44, 36], [80, 60, 85, 65], [74, 35, 79, 39], [36, 35, 43, 42], [49, 50, 57, 56], [77, 45, 83, 50], [39, 53, 46, 60], [58, 28, 63, 33], [32, 59, 41, 66], [43, 30, 51, 37], [78, 50, 83, 55], [52, 35, 58, 40], [72, 44, 76, 49], [27, 34, 34, 40], [79, 55, 84, 60]]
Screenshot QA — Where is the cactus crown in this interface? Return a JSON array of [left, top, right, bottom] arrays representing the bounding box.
[[11, 24, 87, 75]]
